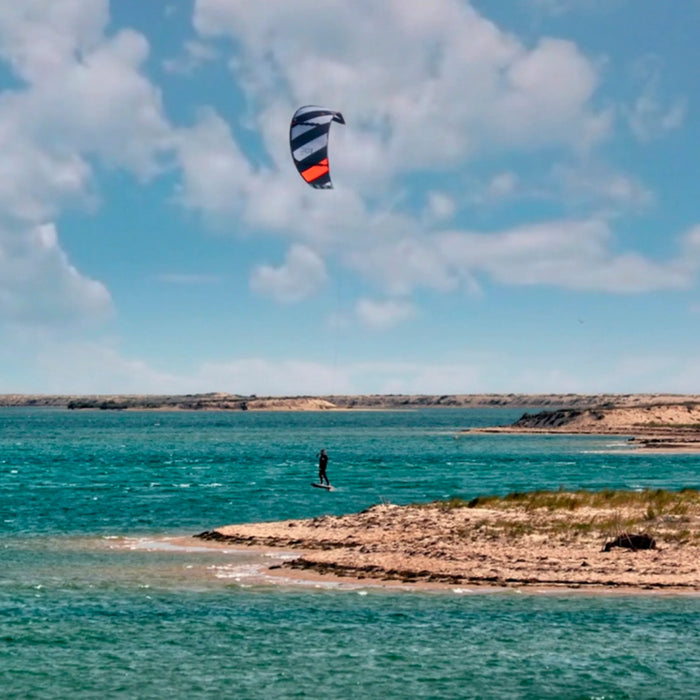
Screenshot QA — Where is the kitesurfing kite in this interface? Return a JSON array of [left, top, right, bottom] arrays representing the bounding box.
[[289, 105, 345, 189]]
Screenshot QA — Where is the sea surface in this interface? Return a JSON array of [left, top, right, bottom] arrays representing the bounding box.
[[2, 407, 700, 699]]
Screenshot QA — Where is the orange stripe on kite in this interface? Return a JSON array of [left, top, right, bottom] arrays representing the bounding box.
[[301, 158, 329, 183]]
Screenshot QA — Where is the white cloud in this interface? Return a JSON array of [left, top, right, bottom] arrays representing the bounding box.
[[250, 244, 327, 303], [179, 0, 661, 306], [192, 0, 608, 194], [349, 235, 462, 296], [425, 192, 456, 221], [351, 219, 696, 296], [0, 222, 112, 324], [439, 219, 690, 292], [174, 108, 255, 216], [0, 0, 108, 82], [0, 3, 172, 182], [355, 298, 416, 329], [0, 0, 176, 328]]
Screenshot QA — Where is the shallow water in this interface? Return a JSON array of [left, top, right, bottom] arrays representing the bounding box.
[[2, 407, 700, 698]]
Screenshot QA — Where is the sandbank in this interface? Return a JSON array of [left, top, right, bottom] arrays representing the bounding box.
[[195, 491, 700, 594]]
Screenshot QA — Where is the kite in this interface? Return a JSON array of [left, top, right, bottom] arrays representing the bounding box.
[[289, 105, 345, 189]]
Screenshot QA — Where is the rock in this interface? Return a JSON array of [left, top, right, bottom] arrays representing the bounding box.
[[603, 533, 656, 552]]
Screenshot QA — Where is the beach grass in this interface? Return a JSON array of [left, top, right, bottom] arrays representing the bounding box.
[[418, 489, 700, 545], [428, 488, 700, 512]]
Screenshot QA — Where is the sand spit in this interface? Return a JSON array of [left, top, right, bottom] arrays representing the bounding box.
[[463, 402, 700, 451], [196, 491, 700, 592]]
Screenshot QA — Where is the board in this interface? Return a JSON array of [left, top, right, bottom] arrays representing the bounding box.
[[312, 482, 333, 491]]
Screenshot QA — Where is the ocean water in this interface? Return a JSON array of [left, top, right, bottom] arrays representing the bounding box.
[[2, 407, 700, 699]]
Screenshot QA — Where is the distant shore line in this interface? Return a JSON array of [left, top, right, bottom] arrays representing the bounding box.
[[2, 392, 700, 412]]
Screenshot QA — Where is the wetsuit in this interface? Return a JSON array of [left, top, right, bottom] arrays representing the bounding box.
[[318, 451, 329, 485]]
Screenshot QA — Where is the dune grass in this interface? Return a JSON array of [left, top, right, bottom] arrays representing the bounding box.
[[418, 489, 700, 544], [429, 488, 700, 513]]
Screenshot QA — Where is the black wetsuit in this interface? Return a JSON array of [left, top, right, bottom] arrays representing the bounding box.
[[318, 452, 329, 485]]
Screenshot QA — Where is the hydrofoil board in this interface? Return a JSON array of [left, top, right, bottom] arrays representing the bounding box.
[[312, 482, 333, 491]]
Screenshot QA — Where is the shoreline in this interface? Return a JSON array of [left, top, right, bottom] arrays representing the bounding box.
[[462, 428, 700, 453], [3, 392, 700, 412], [175, 536, 700, 596], [194, 490, 700, 594]]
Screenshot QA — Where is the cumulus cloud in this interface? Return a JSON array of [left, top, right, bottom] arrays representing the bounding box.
[[0, 0, 173, 327], [174, 108, 255, 216], [0, 222, 112, 324], [180, 0, 675, 308], [0, 3, 172, 183], [250, 244, 327, 303], [191, 0, 608, 196], [0, 0, 108, 82], [0, 0, 691, 370]]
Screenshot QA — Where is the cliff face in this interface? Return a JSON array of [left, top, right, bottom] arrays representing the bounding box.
[[513, 403, 700, 432]]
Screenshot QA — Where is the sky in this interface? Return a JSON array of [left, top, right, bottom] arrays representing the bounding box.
[[0, 0, 698, 396]]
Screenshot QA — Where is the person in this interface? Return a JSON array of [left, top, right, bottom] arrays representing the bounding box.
[[317, 449, 330, 485]]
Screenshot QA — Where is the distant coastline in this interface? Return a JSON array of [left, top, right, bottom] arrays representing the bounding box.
[[5, 393, 700, 450], [2, 392, 700, 412]]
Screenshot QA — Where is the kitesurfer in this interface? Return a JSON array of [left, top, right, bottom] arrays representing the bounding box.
[[317, 449, 330, 486]]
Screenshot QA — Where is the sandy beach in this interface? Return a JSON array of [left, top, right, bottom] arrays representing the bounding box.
[[196, 490, 700, 593]]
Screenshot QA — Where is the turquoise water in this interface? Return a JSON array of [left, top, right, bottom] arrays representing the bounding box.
[[2, 407, 700, 699]]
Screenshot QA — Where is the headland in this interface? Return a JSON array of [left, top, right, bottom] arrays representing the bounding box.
[[462, 402, 700, 451]]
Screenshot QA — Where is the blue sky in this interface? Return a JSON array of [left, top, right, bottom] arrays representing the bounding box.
[[0, 0, 698, 395]]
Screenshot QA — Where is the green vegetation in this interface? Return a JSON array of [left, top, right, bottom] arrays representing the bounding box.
[[417, 489, 700, 545], [429, 488, 700, 513]]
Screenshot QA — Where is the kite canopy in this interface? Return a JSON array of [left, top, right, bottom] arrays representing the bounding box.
[[290, 105, 345, 189]]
